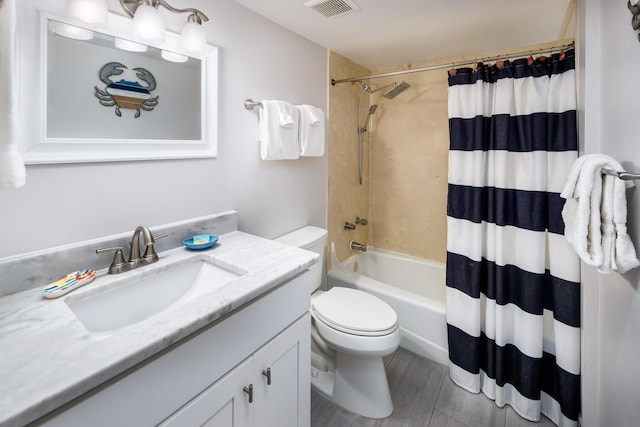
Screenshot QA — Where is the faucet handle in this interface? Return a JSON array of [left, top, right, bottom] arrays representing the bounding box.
[[355, 217, 368, 226], [142, 232, 168, 262], [96, 247, 128, 274]]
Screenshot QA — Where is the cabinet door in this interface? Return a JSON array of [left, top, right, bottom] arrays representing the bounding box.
[[159, 357, 254, 427], [253, 313, 310, 427]]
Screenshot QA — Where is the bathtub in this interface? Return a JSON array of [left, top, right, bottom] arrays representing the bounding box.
[[327, 243, 449, 365]]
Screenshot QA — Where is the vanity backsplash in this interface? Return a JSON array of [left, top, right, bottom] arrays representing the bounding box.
[[0, 211, 238, 298]]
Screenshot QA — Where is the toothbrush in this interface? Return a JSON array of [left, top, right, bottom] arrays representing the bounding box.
[[43, 269, 95, 299]]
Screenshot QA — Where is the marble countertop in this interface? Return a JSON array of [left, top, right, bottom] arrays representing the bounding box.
[[0, 231, 318, 427]]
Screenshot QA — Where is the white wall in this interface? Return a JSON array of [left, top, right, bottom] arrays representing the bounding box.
[[580, 0, 640, 425], [0, 0, 328, 259]]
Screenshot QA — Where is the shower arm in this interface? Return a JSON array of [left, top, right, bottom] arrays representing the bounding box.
[[369, 82, 397, 94]]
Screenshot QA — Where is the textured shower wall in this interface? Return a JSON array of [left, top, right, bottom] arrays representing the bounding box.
[[369, 69, 449, 263], [327, 52, 371, 265]]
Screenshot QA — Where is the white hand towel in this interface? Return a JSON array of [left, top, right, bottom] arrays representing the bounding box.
[[560, 154, 639, 273], [258, 100, 299, 160], [0, 0, 26, 188], [297, 104, 325, 157]]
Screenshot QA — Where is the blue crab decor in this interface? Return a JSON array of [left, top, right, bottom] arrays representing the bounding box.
[[94, 62, 159, 118]]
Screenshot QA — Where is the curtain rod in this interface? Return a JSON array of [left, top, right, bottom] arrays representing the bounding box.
[[331, 42, 575, 86]]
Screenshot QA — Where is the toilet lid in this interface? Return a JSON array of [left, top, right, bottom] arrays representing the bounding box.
[[312, 287, 398, 336]]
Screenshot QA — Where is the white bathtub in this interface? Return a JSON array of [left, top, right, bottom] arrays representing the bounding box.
[[327, 243, 449, 365]]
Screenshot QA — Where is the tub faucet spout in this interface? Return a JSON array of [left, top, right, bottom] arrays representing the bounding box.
[[350, 241, 367, 252]]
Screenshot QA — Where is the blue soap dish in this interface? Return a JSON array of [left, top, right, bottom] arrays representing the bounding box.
[[183, 234, 218, 250]]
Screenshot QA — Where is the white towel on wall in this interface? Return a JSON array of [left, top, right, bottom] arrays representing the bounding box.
[[560, 154, 640, 273], [258, 100, 299, 160], [297, 104, 325, 157], [0, 0, 26, 188]]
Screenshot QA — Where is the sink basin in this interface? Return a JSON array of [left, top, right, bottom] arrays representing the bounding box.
[[65, 260, 243, 333]]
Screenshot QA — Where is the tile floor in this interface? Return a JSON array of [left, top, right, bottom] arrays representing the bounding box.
[[311, 349, 556, 427]]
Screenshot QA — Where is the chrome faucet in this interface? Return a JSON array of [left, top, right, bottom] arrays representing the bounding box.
[[96, 225, 167, 274], [350, 241, 367, 252], [129, 225, 161, 266]]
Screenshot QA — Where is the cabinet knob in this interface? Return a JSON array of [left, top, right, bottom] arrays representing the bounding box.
[[262, 368, 272, 386], [243, 384, 253, 403]]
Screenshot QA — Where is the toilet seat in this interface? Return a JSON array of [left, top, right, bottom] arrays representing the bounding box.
[[312, 287, 398, 337]]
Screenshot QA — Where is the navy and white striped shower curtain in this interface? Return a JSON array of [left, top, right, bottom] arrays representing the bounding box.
[[446, 50, 581, 426]]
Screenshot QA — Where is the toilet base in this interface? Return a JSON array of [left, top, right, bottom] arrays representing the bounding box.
[[334, 352, 393, 418], [311, 350, 393, 419]]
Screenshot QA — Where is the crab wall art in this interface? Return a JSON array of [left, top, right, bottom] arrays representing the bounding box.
[[94, 62, 159, 118]]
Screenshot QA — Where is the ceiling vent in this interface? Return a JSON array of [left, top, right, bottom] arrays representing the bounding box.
[[304, 0, 360, 19]]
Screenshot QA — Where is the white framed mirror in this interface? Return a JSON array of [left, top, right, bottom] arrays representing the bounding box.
[[16, 0, 218, 164]]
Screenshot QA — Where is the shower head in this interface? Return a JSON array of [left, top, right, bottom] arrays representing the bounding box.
[[383, 81, 411, 99], [361, 104, 378, 132]]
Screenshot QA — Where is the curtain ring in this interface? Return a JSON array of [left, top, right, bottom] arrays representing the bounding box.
[[629, 0, 640, 15]]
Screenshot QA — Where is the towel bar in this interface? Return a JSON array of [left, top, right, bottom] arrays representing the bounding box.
[[602, 169, 640, 181], [244, 99, 262, 110]]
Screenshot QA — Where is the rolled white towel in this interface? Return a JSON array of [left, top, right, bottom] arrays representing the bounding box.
[[598, 173, 615, 273], [612, 177, 640, 273]]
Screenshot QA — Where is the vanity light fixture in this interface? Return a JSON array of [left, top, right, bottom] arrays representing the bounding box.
[[179, 13, 207, 57], [119, 0, 210, 57], [65, 0, 108, 27], [131, 3, 166, 43]]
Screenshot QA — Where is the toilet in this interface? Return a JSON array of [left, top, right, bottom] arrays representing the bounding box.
[[276, 226, 401, 419]]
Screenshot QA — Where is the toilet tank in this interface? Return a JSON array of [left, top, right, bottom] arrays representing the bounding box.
[[275, 226, 328, 293]]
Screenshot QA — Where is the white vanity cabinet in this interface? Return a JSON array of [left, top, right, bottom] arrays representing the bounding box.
[[36, 272, 311, 427], [160, 356, 254, 427], [253, 318, 309, 427], [160, 314, 310, 427]]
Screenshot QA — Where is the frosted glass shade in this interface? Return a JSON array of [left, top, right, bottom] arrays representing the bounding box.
[[65, 0, 107, 27], [132, 4, 166, 44], [180, 21, 207, 57]]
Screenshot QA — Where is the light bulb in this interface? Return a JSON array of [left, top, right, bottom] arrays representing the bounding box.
[[65, 0, 107, 27], [132, 4, 165, 44], [180, 17, 207, 58]]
